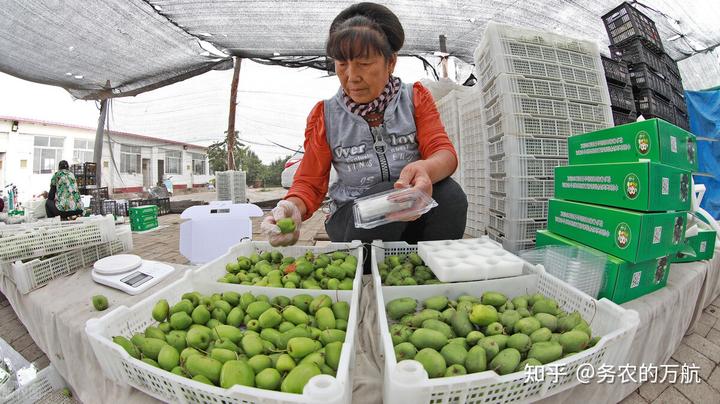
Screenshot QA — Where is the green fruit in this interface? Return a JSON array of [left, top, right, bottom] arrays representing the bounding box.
[[390, 324, 412, 345], [532, 299, 558, 315], [171, 366, 187, 377], [557, 312, 582, 332], [276, 354, 296, 373], [485, 334, 509, 350], [278, 321, 295, 333], [332, 301, 350, 321], [226, 262, 241, 274], [394, 342, 417, 361], [441, 308, 456, 324], [158, 345, 180, 371], [295, 262, 315, 277], [210, 348, 238, 364], [517, 358, 543, 372], [440, 343, 468, 366], [226, 307, 245, 328], [465, 345, 487, 373], [241, 334, 264, 357], [214, 300, 233, 315], [386, 297, 417, 320], [256, 368, 282, 391], [445, 364, 467, 377], [514, 317, 542, 335], [186, 327, 211, 350], [113, 336, 141, 359], [489, 348, 521, 375], [277, 218, 296, 233], [506, 333, 532, 354], [319, 329, 346, 345], [166, 330, 187, 352], [485, 322, 504, 336], [414, 348, 446, 378], [191, 305, 211, 325], [139, 337, 167, 361], [534, 313, 558, 332], [423, 295, 449, 311], [180, 347, 201, 361], [511, 296, 528, 310], [171, 300, 194, 316], [517, 308, 531, 318], [477, 338, 500, 362], [213, 338, 240, 353], [152, 299, 170, 322], [219, 359, 255, 388], [466, 331, 485, 346], [170, 312, 193, 331], [409, 328, 448, 351], [528, 293, 545, 306], [280, 305, 307, 326], [281, 363, 321, 394], [92, 295, 109, 311], [447, 337, 469, 350], [325, 341, 343, 371], [258, 308, 283, 329], [573, 321, 592, 338], [530, 327, 552, 343], [287, 337, 316, 360], [270, 251, 283, 263], [559, 330, 590, 353], [213, 324, 243, 344], [300, 352, 325, 368], [130, 333, 146, 347], [315, 307, 336, 331], [309, 295, 333, 315], [500, 310, 521, 330], [335, 319, 348, 331], [186, 355, 223, 387], [292, 294, 314, 312], [141, 358, 160, 368], [422, 319, 455, 339], [469, 305, 498, 327], [211, 308, 227, 324], [246, 301, 272, 319], [527, 341, 563, 364], [248, 355, 273, 373], [458, 295, 481, 304], [325, 265, 345, 280], [450, 309, 474, 337], [588, 336, 601, 348], [550, 333, 562, 344], [481, 292, 507, 308]]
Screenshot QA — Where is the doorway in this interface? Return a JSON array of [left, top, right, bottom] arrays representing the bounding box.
[[157, 160, 164, 186], [142, 158, 151, 188]]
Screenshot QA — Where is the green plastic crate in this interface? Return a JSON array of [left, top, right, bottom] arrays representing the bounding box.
[[131, 219, 159, 232], [129, 205, 158, 216]]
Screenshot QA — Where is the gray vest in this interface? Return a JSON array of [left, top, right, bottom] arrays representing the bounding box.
[[324, 82, 420, 211]]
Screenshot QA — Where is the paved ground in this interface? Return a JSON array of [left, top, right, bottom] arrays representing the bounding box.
[[2, 200, 720, 402], [170, 188, 288, 204]]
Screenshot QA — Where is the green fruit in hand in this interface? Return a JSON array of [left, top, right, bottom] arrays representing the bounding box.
[[170, 312, 193, 331], [409, 328, 448, 351], [158, 345, 180, 371], [281, 363, 321, 394], [92, 295, 109, 311], [469, 304, 498, 327], [140, 337, 167, 361], [277, 218, 296, 233], [113, 336, 141, 359], [219, 359, 254, 388], [440, 343, 468, 366], [445, 364, 467, 377], [414, 348, 446, 378], [152, 299, 170, 322], [256, 368, 282, 391], [465, 345, 487, 373], [394, 342, 417, 361], [489, 348, 521, 375]]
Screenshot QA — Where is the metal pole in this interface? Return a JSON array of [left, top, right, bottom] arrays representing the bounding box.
[[227, 57, 242, 170], [439, 35, 449, 79], [94, 99, 108, 187]]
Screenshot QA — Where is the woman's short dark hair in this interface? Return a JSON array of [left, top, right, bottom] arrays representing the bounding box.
[[58, 160, 69, 170], [326, 2, 404, 62]]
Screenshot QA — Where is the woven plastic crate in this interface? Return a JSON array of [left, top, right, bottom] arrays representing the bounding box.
[[488, 134, 567, 160], [436, 90, 463, 185], [489, 195, 549, 220], [129, 205, 158, 217], [635, 88, 675, 121], [671, 90, 687, 113], [488, 213, 547, 240], [129, 214, 157, 226], [485, 94, 610, 125], [663, 53, 681, 79], [602, 2, 663, 52], [609, 39, 664, 73], [629, 63, 672, 101], [601, 56, 631, 85], [484, 74, 609, 107], [674, 107, 690, 131], [90, 199, 117, 216], [0, 216, 116, 263], [612, 109, 638, 126], [665, 69, 683, 92], [607, 82, 635, 112], [85, 269, 358, 404], [489, 177, 555, 199], [216, 170, 247, 203], [486, 114, 608, 142], [371, 241, 639, 404], [1, 364, 68, 404], [131, 220, 158, 232], [489, 155, 567, 178]]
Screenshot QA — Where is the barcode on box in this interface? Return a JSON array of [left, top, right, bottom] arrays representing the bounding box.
[[670, 136, 677, 153], [662, 177, 669, 195], [631, 271, 642, 288], [700, 241, 707, 253], [653, 226, 663, 244]]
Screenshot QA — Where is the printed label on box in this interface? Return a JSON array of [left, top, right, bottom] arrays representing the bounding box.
[[631, 271, 642, 288], [670, 136, 677, 153], [662, 177, 669, 195], [653, 226, 663, 244], [624, 173, 639, 199], [700, 241, 707, 253]]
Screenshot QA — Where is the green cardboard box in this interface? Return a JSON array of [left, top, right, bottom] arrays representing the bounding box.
[[554, 162, 691, 212], [547, 199, 687, 263], [536, 230, 670, 304], [672, 228, 717, 263], [567, 119, 698, 172]]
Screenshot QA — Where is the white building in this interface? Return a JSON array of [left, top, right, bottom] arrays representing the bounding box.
[[0, 116, 212, 197]]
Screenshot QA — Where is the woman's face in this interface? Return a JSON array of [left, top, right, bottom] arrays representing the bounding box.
[[336, 51, 396, 104]]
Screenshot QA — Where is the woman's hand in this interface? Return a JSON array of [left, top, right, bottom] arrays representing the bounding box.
[[261, 200, 302, 246], [392, 161, 433, 221]]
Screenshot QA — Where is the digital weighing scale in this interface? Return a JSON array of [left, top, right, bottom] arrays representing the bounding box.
[[91, 254, 175, 295]]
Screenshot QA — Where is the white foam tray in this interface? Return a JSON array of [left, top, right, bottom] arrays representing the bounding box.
[[417, 237, 524, 282]]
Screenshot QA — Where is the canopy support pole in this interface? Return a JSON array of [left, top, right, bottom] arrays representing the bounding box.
[[94, 99, 108, 188], [227, 57, 242, 170], [439, 35, 449, 79]]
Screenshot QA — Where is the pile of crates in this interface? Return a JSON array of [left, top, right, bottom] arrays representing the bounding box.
[[602, 56, 637, 125], [458, 89, 489, 237], [216, 170, 246, 203], [129, 205, 158, 232], [434, 89, 464, 187], [71, 162, 97, 191], [473, 22, 613, 252], [602, 1, 689, 130], [128, 198, 170, 216]]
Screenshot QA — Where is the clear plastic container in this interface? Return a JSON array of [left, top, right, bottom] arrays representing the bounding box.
[[353, 188, 438, 229], [520, 245, 607, 298]]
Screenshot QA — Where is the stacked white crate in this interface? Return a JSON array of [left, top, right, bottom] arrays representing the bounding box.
[[475, 22, 613, 252], [457, 89, 489, 237], [434, 90, 463, 187], [216, 170, 246, 203]]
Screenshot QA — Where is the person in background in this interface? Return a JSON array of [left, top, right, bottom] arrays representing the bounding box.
[[262, 2, 467, 249], [45, 160, 84, 219]]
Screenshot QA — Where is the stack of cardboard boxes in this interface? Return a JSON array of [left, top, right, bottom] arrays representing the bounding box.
[[537, 119, 712, 304]]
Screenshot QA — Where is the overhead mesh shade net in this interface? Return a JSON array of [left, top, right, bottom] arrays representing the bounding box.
[[1, 0, 719, 99]]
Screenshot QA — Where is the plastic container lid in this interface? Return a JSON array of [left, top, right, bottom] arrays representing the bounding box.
[[353, 188, 438, 229], [93, 254, 143, 275]]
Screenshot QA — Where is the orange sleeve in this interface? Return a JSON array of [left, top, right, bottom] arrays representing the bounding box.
[[413, 82, 459, 167], [285, 101, 332, 221]]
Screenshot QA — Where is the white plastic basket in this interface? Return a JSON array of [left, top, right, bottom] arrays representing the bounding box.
[[485, 114, 607, 142], [216, 171, 247, 203], [489, 177, 555, 199], [489, 195, 549, 220], [371, 241, 639, 404], [436, 90, 464, 186], [488, 214, 546, 241], [0, 217, 63, 237], [488, 134, 568, 160], [489, 156, 567, 178], [484, 94, 611, 126], [486, 226, 537, 253], [85, 270, 359, 404], [0, 216, 116, 264], [1, 365, 68, 404], [4, 229, 133, 294], [483, 74, 609, 107], [192, 240, 364, 294]]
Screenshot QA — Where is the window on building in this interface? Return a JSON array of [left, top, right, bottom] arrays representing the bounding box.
[[191, 152, 206, 175], [33, 135, 64, 174], [165, 149, 182, 174], [120, 145, 141, 174], [73, 138, 94, 164]]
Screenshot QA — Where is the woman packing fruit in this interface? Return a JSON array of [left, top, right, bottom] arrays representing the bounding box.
[[262, 2, 468, 248]]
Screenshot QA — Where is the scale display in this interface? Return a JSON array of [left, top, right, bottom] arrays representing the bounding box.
[[120, 272, 153, 287]]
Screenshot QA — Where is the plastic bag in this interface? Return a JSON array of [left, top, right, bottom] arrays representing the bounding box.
[[353, 187, 438, 229]]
